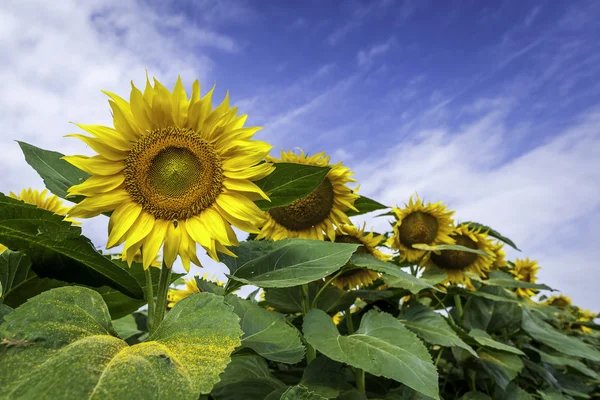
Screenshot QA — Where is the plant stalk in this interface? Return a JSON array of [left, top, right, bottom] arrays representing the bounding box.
[[144, 267, 155, 333], [454, 294, 463, 323], [311, 268, 346, 308], [152, 261, 172, 332], [301, 284, 316, 364], [346, 308, 366, 394]]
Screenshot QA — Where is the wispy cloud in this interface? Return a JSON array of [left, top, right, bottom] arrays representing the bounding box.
[[357, 37, 397, 67], [326, 0, 393, 45]]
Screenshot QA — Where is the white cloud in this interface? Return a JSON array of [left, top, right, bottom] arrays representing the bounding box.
[[357, 37, 397, 66], [326, 0, 393, 45]]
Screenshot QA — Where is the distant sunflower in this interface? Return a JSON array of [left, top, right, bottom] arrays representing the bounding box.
[[64, 76, 273, 271], [256, 150, 358, 241], [167, 273, 224, 308], [387, 195, 455, 263], [490, 241, 507, 269], [543, 294, 572, 308], [330, 224, 390, 289], [1, 189, 78, 254], [576, 309, 597, 334], [510, 258, 540, 297], [422, 225, 495, 285]]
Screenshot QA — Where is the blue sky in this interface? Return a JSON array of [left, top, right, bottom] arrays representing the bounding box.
[[1, 0, 599, 309]]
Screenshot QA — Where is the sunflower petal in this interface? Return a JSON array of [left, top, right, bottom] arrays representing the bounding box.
[[151, 78, 173, 128], [130, 82, 153, 133], [62, 155, 125, 176], [216, 192, 264, 222], [71, 124, 132, 151], [223, 178, 270, 201], [65, 134, 128, 161], [68, 190, 130, 218], [67, 174, 125, 197], [164, 221, 182, 268], [107, 202, 143, 248], [171, 75, 188, 128], [123, 212, 155, 253], [142, 219, 169, 270]]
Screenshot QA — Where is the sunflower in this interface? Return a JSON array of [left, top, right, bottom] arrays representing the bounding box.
[[510, 258, 540, 297], [330, 224, 391, 289], [64, 76, 273, 271], [575, 309, 597, 333], [387, 195, 455, 263], [490, 241, 507, 269], [166, 273, 224, 308], [256, 150, 358, 241], [421, 225, 495, 285], [543, 294, 572, 308], [1, 189, 78, 254], [111, 250, 161, 268]]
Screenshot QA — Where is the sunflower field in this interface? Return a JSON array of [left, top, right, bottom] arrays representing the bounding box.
[[0, 77, 598, 400]]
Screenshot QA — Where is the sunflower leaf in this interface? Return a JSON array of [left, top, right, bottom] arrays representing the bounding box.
[[460, 221, 520, 251], [468, 329, 525, 355], [345, 195, 388, 217], [476, 350, 523, 390], [264, 282, 355, 314], [483, 270, 553, 291], [0, 194, 143, 299], [411, 243, 491, 256], [253, 163, 330, 210], [303, 309, 439, 399], [17, 141, 90, 202], [223, 239, 359, 290], [0, 287, 242, 399]]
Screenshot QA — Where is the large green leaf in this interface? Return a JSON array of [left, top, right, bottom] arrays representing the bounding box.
[[460, 221, 520, 251], [304, 309, 439, 399], [462, 288, 522, 333], [345, 196, 388, 217], [521, 307, 600, 362], [264, 282, 355, 314], [17, 141, 90, 202], [484, 271, 552, 291], [477, 350, 523, 390], [533, 348, 599, 380], [299, 356, 353, 398], [111, 314, 141, 340], [277, 386, 329, 400], [412, 243, 490, 256], [0, 287, 242, 399], [349, 254, 436, 294], [225, 294, 305, 363], [223, 239, 359, 290], [254, 163, 330, 210], [459, 393, 492, 400], [468, 329, 524, 356], [0, 194, 143, 298], [211, 354, 286, 400]]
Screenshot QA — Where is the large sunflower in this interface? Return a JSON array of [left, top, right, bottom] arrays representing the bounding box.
[[330, 224, 391, 289], [387, 195, 455, 263], [510, 258, 540, 297], [256, 150, 358, 241], [64, 76, 273, 270], [1, 189, 77, 254], [422, 225, 496, 285]]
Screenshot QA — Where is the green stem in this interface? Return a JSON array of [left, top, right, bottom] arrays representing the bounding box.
[[144, 267, 155, 333], [346, 308, 365, 394], [301, 284, 316, 364], [152, 261, 172, 332], [435, 347, 444, 366], [454, 294, 463, 323], [312, 269, 346, 308], [410, 264, 417, 276]]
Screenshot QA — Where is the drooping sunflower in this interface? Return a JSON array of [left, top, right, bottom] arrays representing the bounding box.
[[256, 150, 358, 241], [330, 224, 391, 289], [543, 294, 572, 308], [166, 273, 224, 308], [510, 258, 540, 297], [64, 76, 273, 271], [490, 241, 507, 269], [575, 309, 597, 333], [1, 189, 78, 254], [386, 195, 455, 263], [421, 225, 496, 285]]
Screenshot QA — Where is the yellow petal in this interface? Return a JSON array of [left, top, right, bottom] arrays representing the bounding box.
[[215, 242, 236, 258], [216, 192, 264, 222], [151, 78, 173, 128], [223, 178, 269, 201], [214, 203, 260, 234], [67, 174, 125, 197], [62, 155, 125, 176], [171, 75, 189, 128], [123, 212, 155, 253], [224, 162, 274, 180], [107, 202, 143, 248], [188, 80, 200, 109], [125, 239, 144, 267], [71, 124, 132, 151], [178, 221, 191, 272], [102, 93, 142, 140], [188, 84, 215, 132], [68, 190, 130, 218], [163, 221, 182, 268], [143, 71, 156, 107], [142, 219, 169, 270], [65, 134, 128, 161], [129, 82, 153, 133], [200, 208, 239, 246], [185, 216, 213, 250]]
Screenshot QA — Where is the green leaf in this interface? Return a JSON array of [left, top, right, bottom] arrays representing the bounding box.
[[399, 300, 477, 357], [496, 382, 534, 400], [194, 275, 225, 295], [225, 294, 305, 363], [17, 141, 90, 202], [537, 390, 568, 400], [477, 350, 523, 390], [300, 356, 353, 398], [0, 287, 242, 399], [111, 314, 141, 340], [536, 350, 600, 380], [419, 267, 448, 286], [468, 329, 525, 355], [345, 196, 388, 217], [521, 307, 600, 362], [223, 239, 359, 290], [211, 354, 286, 400], [459, 393, 493, 400], [304, 309, 439, 399], [264, 282, 355, 314], [0, 194, 143, 298], [350, 254, 437, 294], [411, 243, 491, 256], [254, 163, 330, 210], [460, 221, 520, 251], [279, 385, 328, 400], [463, 296, 494, 331], [484, 271, 552, 291]]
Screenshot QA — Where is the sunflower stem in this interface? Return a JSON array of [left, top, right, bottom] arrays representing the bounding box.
[[312, 269, 345, 308], [301, 284, 316, 364], [144, 267, 155, 333], [346, 308, 366, 394], [454, 294, 464, 323], [153, 261, 172, 332]]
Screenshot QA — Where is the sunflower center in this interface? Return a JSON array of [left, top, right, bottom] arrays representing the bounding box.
[[268, 178, 334, 231], [430, 234, 478, 271], [399, 211, 439, 247], [124, 127, 224, 220], [335, 235, 369, 254]]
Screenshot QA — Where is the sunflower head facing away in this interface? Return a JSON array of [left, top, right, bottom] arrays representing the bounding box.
[[167, 273, 224, 308], [330, 224, 391, 290], [510, 258, 540, 297], [387, 195, 455, 263], [543, 294, 572, 308], [1, 189, 78, 254], [257, 150, 359, 241], [64, 76, 274, 270], [422, 224, 496, 286]]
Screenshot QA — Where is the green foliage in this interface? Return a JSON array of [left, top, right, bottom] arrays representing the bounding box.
[[345, 196, 388, 217], [0, 287, 242, 399], [459, 221, 520, 251]]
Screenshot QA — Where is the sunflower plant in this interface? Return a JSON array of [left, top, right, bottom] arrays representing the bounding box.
[[1, 76, 598, 400]]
